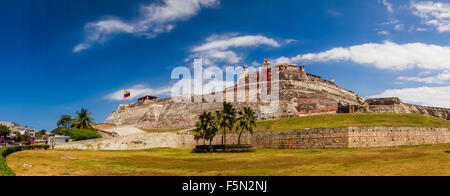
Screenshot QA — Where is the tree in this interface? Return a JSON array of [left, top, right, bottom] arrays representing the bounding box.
[[74, 108, 95, 129], [13, 131, 22, 142], [194, 112, 219, 147], [236, 107, 257, 145], [22, 131, 32, 144], [220, 102, 236, 146], [0, 125, 11, 138], [194, 112, 208, 145], [69, 119, 80, 129], [36, 129, 47, 139], [56, 115, 72, 128], [214, 110, 225, 145], [204, 112, 218, 146], [51, 127, 70, 136]]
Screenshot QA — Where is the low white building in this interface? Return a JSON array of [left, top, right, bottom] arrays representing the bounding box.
[[54, 135, 72, 144]]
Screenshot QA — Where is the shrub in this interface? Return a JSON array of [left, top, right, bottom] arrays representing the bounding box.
[[0, 145, 50, 176], [0, 125, 11, 137], [51, 128, 101, 141], [195, 144, 253, 150], [51, 127, 70, 136], [192, 144, 255, 153], [67, 129, 101, 141]]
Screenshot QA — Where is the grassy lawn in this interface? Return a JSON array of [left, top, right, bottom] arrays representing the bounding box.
[[7, 143, 450, 176], [97, 114, 450, 133], [255, 113, 450, 132]]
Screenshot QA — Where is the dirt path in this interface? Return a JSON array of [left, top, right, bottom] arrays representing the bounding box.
[[101, 125, 145, 137]]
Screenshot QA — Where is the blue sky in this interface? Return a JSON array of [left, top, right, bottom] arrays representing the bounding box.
[[1, 0, 450, 131]]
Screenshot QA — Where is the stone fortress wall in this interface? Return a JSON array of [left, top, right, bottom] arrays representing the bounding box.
[[340, 97, 450, 120], [105, 59, 365, 129], [105, 59, 450, 130], [81, 59, 450, 150], [56, 127, 450, 150]]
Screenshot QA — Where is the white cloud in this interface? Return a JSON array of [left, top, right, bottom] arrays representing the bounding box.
[[378, 30, 390, 35], [379, 19, 399, 26], [192, 35, 280, 52], [74, 0, 219, 52], [285, 39, 298, 44], [105, 84, 172, 101], [274, 41, 450, 71], [394, 24, 404, 31], [411, 1, 450, 32], [73, 43, 91, 53], [170, 71, 236, 96], [379, 0, 394, 13], [189, 34, 280, 64], [200, 50, 241, 64], [371, 86, 450, 108], [398, 70, 450, 84], [416, 27, 428, 31]]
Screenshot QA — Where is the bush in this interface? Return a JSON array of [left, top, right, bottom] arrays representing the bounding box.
[[195, 144, 253, 150], [67, 129, 101, 141], [0, 145, 50, 176], [51, 127, 70, 136], [51, 128, 101, 141], [0, 125, 11, 137], [192, 144, 255, 153]]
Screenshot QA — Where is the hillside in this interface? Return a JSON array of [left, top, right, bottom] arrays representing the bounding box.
[[141, 113, 450, 133], [255, 113, 450, 132]]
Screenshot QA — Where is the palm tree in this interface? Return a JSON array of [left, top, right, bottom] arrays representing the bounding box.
[[74, 108, 95, 129], [221, 102, 236, 146], [236, 107, 257, 145], [69, 119, 80, 129], [56, 115, 72, 128], [194, 112, 208, 145], [194, 112, 218, 146], [214, 110, 225, 145], [204, 112, 218, 146]]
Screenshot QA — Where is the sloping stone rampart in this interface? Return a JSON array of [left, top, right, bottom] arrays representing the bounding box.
[[56, 127, 450, 150]]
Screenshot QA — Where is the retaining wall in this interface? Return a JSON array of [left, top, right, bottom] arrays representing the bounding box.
[[55, 127, 450, 150]]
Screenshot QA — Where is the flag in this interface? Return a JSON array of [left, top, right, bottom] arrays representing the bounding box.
[[124, 90, 131, 98]]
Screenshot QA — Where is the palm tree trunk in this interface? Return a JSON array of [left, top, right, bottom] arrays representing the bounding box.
[[238, 129, 244, 145], [223, 128, 226, 146], [222, 131, 225, 146]]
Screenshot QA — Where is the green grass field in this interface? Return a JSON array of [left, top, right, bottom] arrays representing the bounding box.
[[16, 113, 445, 176], [136, 113, 450, 133], [255, 113, 450, 132], [7, 143, 450, 176]]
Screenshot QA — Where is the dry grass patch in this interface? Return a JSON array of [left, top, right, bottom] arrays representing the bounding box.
[[92, 124, 117, 130], [7, 143, 450, 176]]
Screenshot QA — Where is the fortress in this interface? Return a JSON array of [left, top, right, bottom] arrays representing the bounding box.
[[105, 59, 450, 129], [55, 59, 450, 150]]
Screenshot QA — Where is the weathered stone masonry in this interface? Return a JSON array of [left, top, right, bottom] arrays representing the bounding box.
[[105, 60, 365, 129], [56, 127, 450, 150], [351, 97, 450, 120], [105, 59, 450, 130]]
